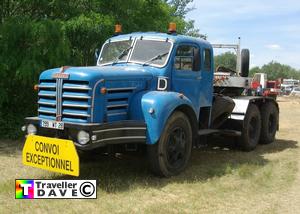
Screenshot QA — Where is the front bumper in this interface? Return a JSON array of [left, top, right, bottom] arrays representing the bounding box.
[[24, 117, 147, 150]]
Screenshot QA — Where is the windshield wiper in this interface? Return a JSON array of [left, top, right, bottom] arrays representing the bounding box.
[[142, 52, 169, 66], [112, 46, 133, 65]]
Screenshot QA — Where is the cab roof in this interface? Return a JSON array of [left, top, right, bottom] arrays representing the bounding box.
[[107, 32, 212, 48]]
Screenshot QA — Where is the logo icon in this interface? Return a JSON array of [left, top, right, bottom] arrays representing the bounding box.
[[15, 180, 34, 199], [79, 182, 95, 197], [52, 73, 70, 79]]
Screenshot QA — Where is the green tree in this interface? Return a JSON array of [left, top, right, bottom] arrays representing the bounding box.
[[249, 66, 261, 77], [249, 61, 300, 80], [167, 0, 206, 38], [0, 18, 70, 138], [63, 13, 114, 66], [0, 0, 201, 139], [214, 52, 237, 71]]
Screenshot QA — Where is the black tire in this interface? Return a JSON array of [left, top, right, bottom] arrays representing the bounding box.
[[239, 104, 261, 151], [147, 111, 193, 177], [241, 49, 250, 77], [259, 102, 279, 144]]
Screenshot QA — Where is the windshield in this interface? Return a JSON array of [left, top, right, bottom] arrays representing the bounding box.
[[98, 38, 172, 67], [129, 39, 172, 66], [98, 40, 132, 65]]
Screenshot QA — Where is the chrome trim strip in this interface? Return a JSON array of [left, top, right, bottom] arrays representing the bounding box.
[[38, 101, 56, 106], [93, 136, 146, 144], [62, 95, 91, 99], [63, 112, 91, 117], [127, 38, 137, 63], [106, 87, 136, 92], [62, 103, 91, 108], [38, 85, 56, 89], [93, 127, 146, 134], [57, 79, 60, 118], [107, 112, 127, 117], [38, 109, 56, 114], [59, 79, 63, 119], [56, 78, 63, 120], [63, 86, 91, 90], [91, 79, 105, 122], [107, 104, 128, 108]]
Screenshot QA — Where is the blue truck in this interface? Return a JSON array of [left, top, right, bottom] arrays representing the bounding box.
[[23, 24, 279, 177]]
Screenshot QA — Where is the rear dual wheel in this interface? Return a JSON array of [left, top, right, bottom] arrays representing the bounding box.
[[147, 111, 192, 177], [239, 104, 261, 151], [259, 102, 279, 144], [239, 102, 278, 151]]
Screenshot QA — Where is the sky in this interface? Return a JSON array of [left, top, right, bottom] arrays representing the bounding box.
[[186, 0, 300, 69]]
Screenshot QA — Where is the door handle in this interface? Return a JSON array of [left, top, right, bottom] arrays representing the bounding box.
[[196, 77, 202, 80]]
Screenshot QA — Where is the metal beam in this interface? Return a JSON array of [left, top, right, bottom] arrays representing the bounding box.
[[211, 37, 242, 76]]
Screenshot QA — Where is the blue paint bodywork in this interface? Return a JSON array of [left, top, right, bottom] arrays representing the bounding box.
[[38, 32, 214, 145], [141, 91, 197, 144]]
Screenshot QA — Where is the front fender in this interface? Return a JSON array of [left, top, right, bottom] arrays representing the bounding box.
[[141, 91, 196, 144]]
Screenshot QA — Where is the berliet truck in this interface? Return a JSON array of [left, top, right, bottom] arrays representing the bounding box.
[[22, 23, 279, 177]]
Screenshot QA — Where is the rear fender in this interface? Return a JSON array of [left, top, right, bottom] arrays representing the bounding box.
[[141, 91, 197, 144], [231, 97, 279, 122]]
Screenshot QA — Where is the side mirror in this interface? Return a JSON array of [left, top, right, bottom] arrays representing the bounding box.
[[94, 49, 100, 64]]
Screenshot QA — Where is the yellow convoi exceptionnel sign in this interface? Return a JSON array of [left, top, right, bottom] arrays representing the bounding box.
[[23, 135, 79, 176]]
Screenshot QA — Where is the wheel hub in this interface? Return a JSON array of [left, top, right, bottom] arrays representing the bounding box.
[[167, 127, 186, 168]]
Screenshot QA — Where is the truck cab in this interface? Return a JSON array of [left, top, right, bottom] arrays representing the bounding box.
[[23, 24, 279, 177]]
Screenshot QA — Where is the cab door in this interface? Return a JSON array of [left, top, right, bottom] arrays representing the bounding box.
[[171, 44, 214, 114], [171, 44, 202, 112]]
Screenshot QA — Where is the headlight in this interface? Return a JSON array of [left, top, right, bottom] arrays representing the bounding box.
[[77, 130, 90, 145], [21, 125, 26, 132], [27, 124, 37, 135]]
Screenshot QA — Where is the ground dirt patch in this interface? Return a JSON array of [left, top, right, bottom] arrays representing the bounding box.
[[0, 96, 299, 213]]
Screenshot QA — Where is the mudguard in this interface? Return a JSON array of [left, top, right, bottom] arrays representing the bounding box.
[[230, 96, 279, 121], [141, 91, 197, 144]]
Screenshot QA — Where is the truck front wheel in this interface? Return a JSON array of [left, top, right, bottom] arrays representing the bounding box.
[[147, 111, 192, 177], [239, 104, 261, 151]]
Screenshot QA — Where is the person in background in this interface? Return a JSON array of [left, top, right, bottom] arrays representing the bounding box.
[[256, 84, 263, 96]]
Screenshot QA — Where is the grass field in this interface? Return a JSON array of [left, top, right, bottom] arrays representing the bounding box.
[[0, 97, 300, 214]]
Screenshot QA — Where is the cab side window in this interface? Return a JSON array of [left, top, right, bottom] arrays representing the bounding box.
[[175, 45, 200, 71], [203, 48, 212, 71]]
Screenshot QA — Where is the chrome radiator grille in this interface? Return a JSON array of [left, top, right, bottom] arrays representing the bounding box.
[[38, 79, 91, 123]]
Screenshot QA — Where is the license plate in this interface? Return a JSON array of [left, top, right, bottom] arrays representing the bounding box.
[[40, 120, 64, 130]]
